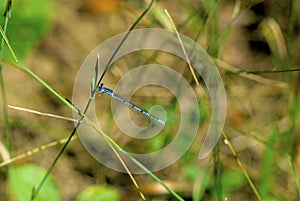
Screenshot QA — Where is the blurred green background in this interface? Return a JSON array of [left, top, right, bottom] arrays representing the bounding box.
[[0, 0, 300, 200]]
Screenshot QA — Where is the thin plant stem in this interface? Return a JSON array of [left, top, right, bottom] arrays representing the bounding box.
[[164, 9, 205, 98], [30, 120, 81, 201], [0, 25, 78, 113], [222, 132, 263, 201], [215, 58, 288, 88], [0, 135, 78, 168], [8, 105, 78, 122], [0, 0, 12, 153], [76, 113, 184, 200], [286, 155, 300, 198], [30, 0, 156, 198], [164, 8, 263, 200], [119, 149, 185, 201], [29, 0, 180, 200], [238, 68, 300, 74], [217, 0, 254, 56]]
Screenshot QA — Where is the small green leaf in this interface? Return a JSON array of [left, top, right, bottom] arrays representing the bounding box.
[[9, 164, 61, 201], [76, 185, 120, 201], [0, 0, 55, 61]]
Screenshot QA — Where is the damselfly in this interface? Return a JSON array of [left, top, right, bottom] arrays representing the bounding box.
[[98, 83, 166, 125]]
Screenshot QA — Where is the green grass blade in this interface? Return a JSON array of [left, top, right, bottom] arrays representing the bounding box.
[[0, 25, 78, 114], [222, 132, 263, 201], [259, 128, 279, 198], [287, 155, 300, 198], [90, 54, 99, 98], [0, 135, 78, 168], [217, 0, 254, 57], [0, 0, 12, 153], [120, 149, 185, 201]]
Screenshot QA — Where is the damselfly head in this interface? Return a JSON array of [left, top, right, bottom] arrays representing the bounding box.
[[98, 83, 105, 95]]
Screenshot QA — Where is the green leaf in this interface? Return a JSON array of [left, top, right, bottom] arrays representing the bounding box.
[[90, 54, 99, 98], [0, 0, 55, 61], [76, 185, 120, 201], [184, 166, 211, 201], [9, 164, 61, 201]]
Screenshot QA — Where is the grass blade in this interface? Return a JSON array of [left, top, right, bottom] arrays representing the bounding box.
[[287, 155, 300, 198], [90, 54, 99, 98], [0, 136, 78, 168], [0, 0, 12, 153], [259, 128, 279, 198], [223, 132, 263, 201], [8, 105, 77, 122]]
